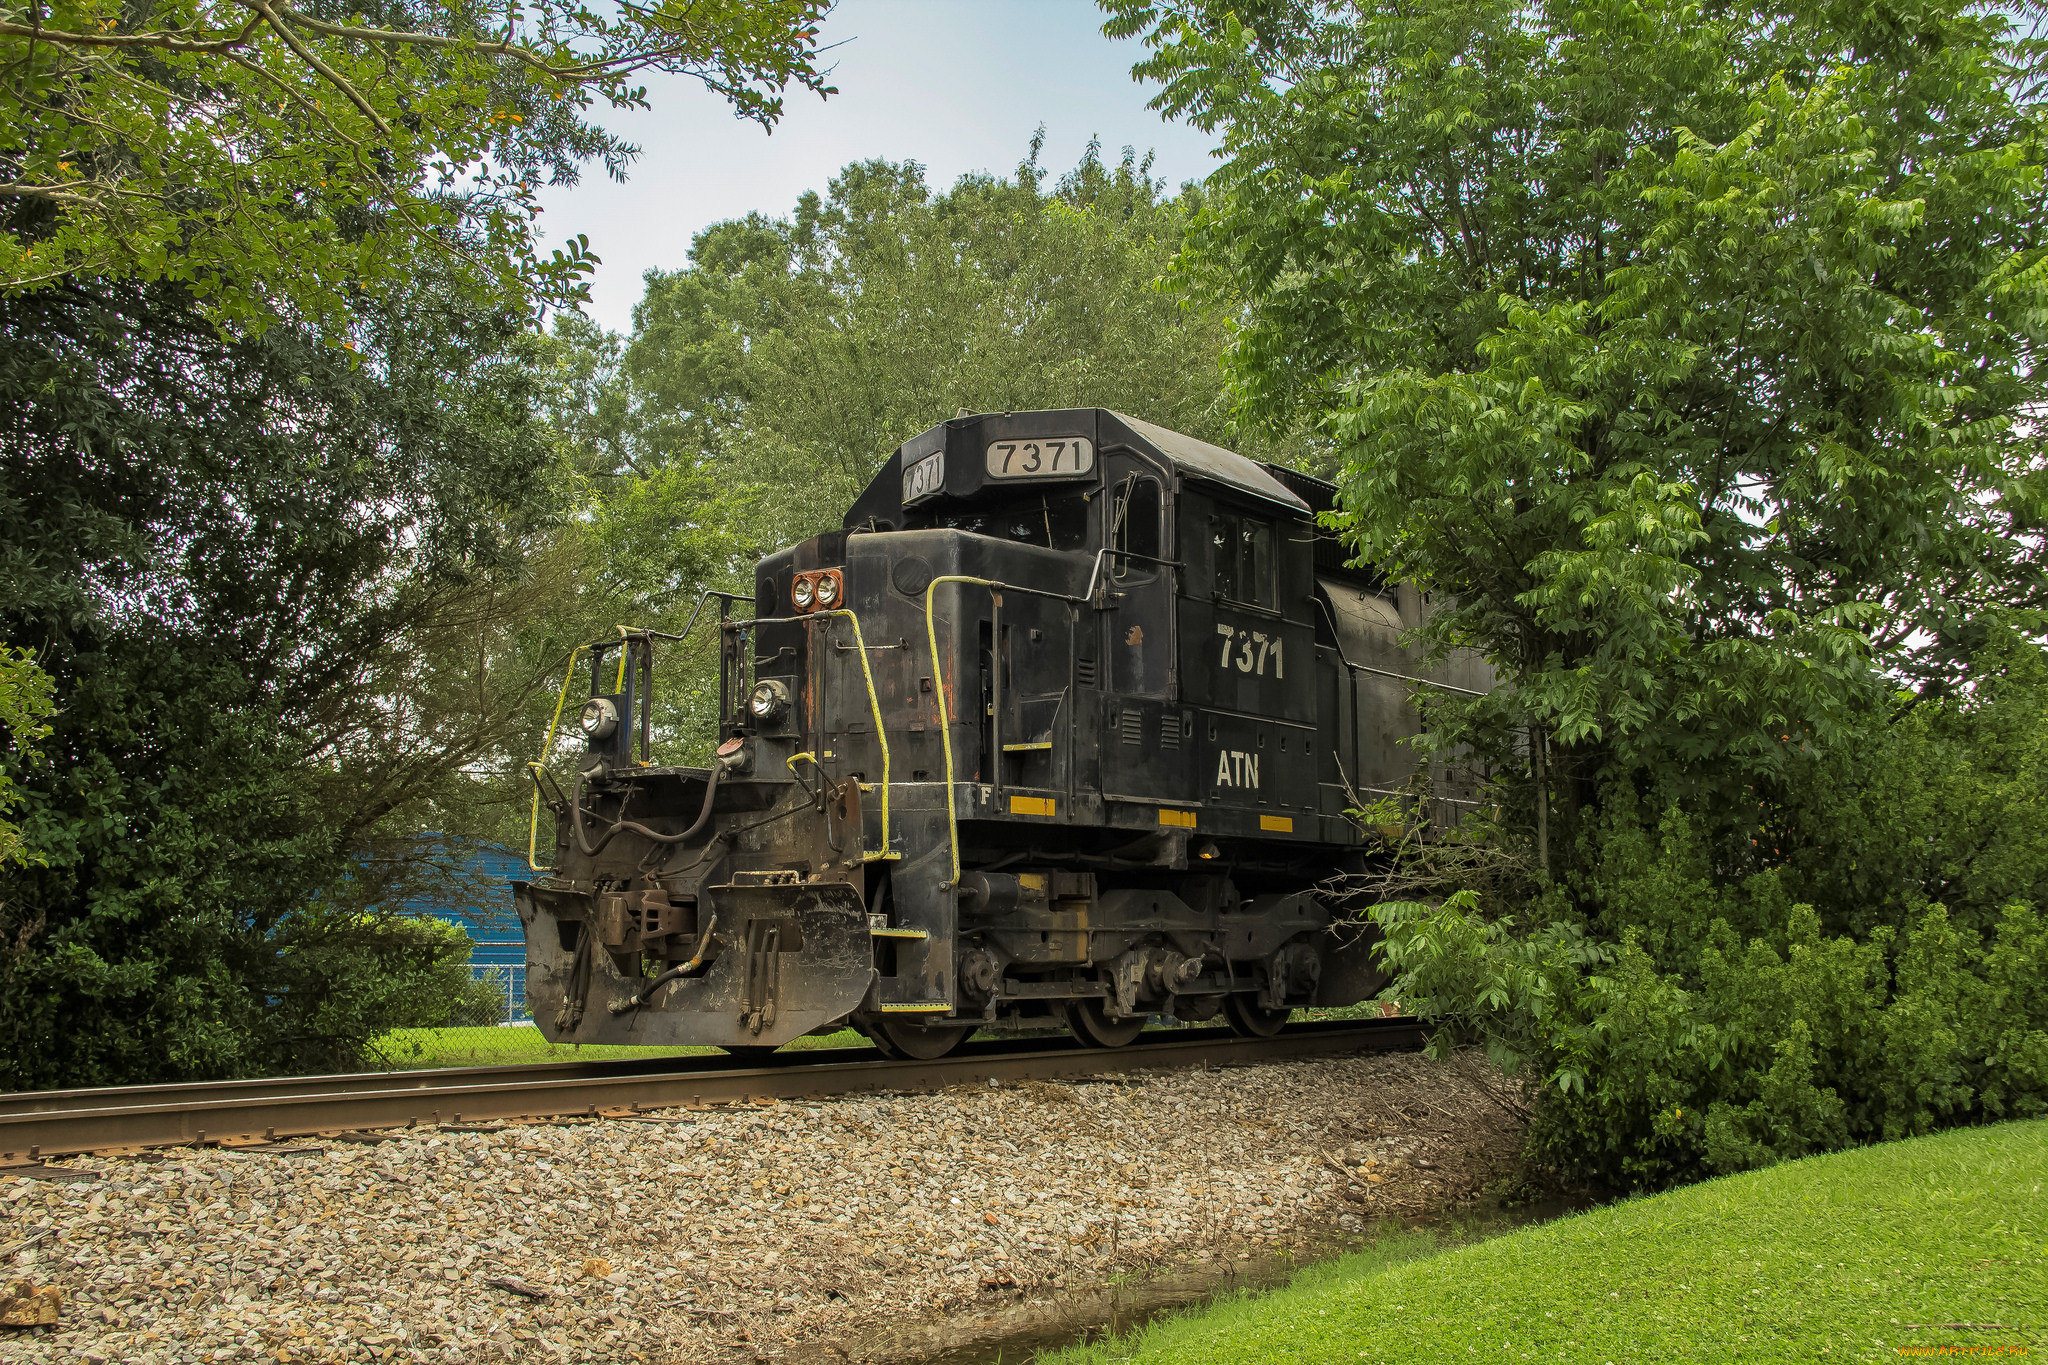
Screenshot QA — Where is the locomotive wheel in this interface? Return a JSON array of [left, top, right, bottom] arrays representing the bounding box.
[[1061, 998, 1146, 1049], [866, 1015, 973, 1061], [1224, 994, 1291, 1038]]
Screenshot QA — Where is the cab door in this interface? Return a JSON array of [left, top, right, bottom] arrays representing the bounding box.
[[1096, 454, 1189, 799]]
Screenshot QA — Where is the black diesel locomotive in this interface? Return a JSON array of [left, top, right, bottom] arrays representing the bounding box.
[[514, 410, 1490, 1059]]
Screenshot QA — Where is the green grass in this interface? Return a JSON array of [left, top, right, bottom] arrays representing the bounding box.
[[375, 1003, 1390, 1069], [370, 1024, 874, 1069], [1044, 1119, 2047, 1364]]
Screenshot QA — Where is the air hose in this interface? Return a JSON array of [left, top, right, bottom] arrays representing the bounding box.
[[609, 909, 720, 1015], [571, 761, 724, 857]]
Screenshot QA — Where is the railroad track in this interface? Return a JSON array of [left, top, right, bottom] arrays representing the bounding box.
[[0, 1018, 1423, 1165]]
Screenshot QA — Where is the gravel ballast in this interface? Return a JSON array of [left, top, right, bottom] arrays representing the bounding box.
[[0, 1050, 1525, 1364]]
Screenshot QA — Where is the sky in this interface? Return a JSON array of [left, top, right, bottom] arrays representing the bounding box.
[[533, 0, 1221, 333]]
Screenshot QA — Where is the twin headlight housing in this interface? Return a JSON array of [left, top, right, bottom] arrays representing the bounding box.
[[788, 569, 842, 613]]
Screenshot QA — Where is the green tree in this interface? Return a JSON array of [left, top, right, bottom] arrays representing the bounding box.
[[0, 646, 53, 868], [1106, 0, 2048, 850], [1105, 0, 2048, 1186], [623, 141, 1301, 551], [0, 0, 832, 325], [491, 141, 1311, 787], [0, 272, 574, 1086]]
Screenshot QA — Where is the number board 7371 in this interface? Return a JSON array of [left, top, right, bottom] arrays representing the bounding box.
[[985, 437, 1095, 480]]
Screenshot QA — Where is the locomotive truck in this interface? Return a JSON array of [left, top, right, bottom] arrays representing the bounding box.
[[514, 409, 1491, 1059]]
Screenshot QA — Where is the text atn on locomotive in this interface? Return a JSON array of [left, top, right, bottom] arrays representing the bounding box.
[[515, 410, 1490, 1059]]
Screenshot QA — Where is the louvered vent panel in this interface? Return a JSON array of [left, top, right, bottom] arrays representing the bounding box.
[[1120, 710, 1144, 745], [1159, 714, 1180, 751], [1077, 657, 1098, 686]]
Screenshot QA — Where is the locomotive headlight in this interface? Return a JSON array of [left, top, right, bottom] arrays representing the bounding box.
[[814, 572, 841, 608], [747, 679, 791, 725], [578, 697, 620, 741], [790, 574, 816, 611]]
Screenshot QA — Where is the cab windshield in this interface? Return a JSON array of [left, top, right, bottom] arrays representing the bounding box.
[[931, 491, 1093, 552]]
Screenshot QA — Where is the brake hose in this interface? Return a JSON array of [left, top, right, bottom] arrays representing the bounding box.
[[571, 762, 724, 857], [608, 909, 720, 1015]]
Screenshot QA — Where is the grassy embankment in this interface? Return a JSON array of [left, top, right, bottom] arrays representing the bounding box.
[[1046, 1119, 2046, 1364], [370, 1025, 874, 1068]]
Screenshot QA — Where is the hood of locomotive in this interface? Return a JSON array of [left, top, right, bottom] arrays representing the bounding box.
[[515, 520, 1092, 1049]]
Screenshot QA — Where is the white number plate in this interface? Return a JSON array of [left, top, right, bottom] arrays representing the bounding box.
[[986, 437, 1094, 480], [902, 451, 945, 503]]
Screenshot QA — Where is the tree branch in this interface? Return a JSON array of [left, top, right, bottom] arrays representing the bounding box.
[[242, 0, 391, 136], [0, 15, 263, 52]]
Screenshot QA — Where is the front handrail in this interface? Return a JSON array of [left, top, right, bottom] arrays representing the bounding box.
[[525, 644, 590, 871], [524, 593, 739, 873]]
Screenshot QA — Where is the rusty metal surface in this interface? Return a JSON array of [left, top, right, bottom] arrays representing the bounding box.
[[0, 1019, 1422, 1162]]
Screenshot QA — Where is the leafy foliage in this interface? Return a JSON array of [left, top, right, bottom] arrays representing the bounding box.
[[1370, 639, 2048, 1187], [0, 274, 568, 1087], [0, 645, 52, 868], [1106, 0, 2048, 1186], [621, 140, 1304, 548], [1106, 0, 2048, 832], [0, 0, 832, 325]]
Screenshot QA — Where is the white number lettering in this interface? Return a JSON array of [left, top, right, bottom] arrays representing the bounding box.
[[1215, 623, 1289, 678]]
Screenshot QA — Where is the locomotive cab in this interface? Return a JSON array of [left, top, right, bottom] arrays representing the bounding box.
[[513, 409, 1490, 1058]]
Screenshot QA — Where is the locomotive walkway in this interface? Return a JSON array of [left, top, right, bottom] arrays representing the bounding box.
[[0, 1017, 1422, 1164]]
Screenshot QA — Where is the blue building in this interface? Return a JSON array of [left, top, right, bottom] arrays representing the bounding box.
[[396, 840, 531, 1023]]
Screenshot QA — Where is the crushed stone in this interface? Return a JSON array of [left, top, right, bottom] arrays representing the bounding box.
[[0, 1049, 1524, 1363]]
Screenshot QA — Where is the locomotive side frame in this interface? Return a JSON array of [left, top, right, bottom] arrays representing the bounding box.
[[514, 409, 1490, 1057]]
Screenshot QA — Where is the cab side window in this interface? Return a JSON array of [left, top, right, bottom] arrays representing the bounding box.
[[1210, 511, 1275, 608], [1111, 476, 1161, 577]]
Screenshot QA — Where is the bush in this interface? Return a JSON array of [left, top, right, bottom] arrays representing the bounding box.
[[1370, 635, 2048, 1190], [1378, 882, 2048, 1191], [261, 913, 482, 1074]]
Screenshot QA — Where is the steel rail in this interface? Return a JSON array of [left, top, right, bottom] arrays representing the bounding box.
[[0, 1019, 1422, 1163]]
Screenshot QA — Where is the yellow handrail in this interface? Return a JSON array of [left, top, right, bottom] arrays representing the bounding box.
[[525, 643, 589, 871], [922, 575, 1001, 887], [528, 611, 900, 872], [809, 607, 898, 861]]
